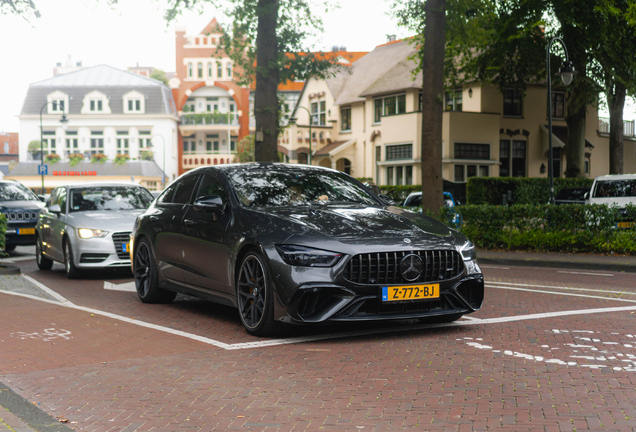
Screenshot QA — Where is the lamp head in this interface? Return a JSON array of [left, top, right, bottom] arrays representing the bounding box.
[[559, 60, 577, 86], [60, 113, 69, 131]]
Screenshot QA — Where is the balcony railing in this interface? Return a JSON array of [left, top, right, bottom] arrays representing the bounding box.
[[181, 113, 239, 126], [599, 117, 635, 137]]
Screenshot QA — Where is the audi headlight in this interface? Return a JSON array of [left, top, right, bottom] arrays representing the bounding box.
[[458, 240, 476, 261], [78, 228, 108, 239], [276, 245, 342, 267]]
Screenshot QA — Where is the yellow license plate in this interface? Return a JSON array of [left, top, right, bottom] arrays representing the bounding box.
[[17, 228, 35, 235], [382, 284, 440, 302], [617, 222, 634, 228]]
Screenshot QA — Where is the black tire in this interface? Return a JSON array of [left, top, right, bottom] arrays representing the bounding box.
[[63, 238, 81, 279], [35, 234, 53, 270], [418, 313, 464, 324], [236, 250, 285, 337], [133, 238, 176, 304], [4, 244, 16, 252]]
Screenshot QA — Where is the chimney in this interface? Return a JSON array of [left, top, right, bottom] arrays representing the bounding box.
[[339, 45, 346, 52], [387, 34, 396, 42]]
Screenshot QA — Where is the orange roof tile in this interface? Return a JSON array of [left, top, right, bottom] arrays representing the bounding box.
[[278, 81, 305, 91]]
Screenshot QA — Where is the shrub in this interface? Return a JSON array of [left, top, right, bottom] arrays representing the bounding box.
[[68, 153, 84, 167], [91, 153, 108, 164], [45, 153, 60, 164], [0, 213, 7, 253], [466, 177, 594, 205], [114, 153, 130, 166], [426, 203, 636, 255]]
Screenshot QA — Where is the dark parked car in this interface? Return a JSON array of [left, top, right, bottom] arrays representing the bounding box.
[[131, 164, 484, 336], [554, 187, 590, 205], [0, 180, 45, 251]]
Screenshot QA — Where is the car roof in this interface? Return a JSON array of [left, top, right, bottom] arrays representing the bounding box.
[[190, 162, 342, 176], [595, 174, 636, 181], [67, 182, 145, 189]]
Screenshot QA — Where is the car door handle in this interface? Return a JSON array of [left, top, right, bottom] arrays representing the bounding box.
[[184, 219, 195, 226], [149, 216, 158, 221]]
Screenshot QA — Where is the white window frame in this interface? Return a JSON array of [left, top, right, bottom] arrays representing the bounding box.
[[46, 91, 69, 114], [123, 91, 145, 114], [81, 90, 111, 114]]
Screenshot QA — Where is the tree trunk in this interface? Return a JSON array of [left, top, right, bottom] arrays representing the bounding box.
[[563, 53, 587, 178], [420, 0, 445, 213], [608, 81, 626, 174], [254, 0, 280, 162]]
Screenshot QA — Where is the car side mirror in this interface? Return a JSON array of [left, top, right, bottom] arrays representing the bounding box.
[[193, 195, 224, 212], [584, 192, 590, 200], [38, 195, 46, 202], [380, 194, 395, 206], [49, 204, 61, 214]]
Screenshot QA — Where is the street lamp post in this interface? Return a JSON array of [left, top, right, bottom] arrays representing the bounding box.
[[547, 37, 576, 204], [290, 105, 313, 165], [40, 101, 69, 194], [150, 134, 166, 189]]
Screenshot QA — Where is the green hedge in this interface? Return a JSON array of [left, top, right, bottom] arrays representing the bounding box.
[[466, 177, 594, 205], [0, 214, 7, 253], [431, 203, 636, 254]]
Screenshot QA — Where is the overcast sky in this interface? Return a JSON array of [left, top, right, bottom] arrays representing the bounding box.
[[0, 0, 408, 132], [0, 0, 630, 133]]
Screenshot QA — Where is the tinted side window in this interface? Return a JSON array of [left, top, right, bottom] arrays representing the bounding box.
[[173, 175, 200, 204], [195, 174, 228, 204], [157, 183, 178, 204], [47, 189, 59, 208]]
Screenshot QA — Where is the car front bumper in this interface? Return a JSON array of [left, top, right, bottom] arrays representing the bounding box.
[[71, 234, 131, 269], [5, 224, 37, 246]]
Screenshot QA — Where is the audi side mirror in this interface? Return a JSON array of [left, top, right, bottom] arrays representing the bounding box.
[[49, 204, 61, 214], [193, 195, 224, 212], [584, 192, 590, 200], [38, 195, 46, 202]]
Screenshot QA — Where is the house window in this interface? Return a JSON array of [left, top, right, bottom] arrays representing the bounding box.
[[585, 157, 590, 175], [218, 63, 223, 79], [89, 100, 103, 112], [138, 130, 152, 150], [550, 92, 565, 119], [454, 164, 489, 182], [188, 63, 193, 78], [454, 143, 490, 160], [90, 137, 104, 155], [298, 152, 308, 164], [208, 62, 213, 78], [51, 100, 65, 113], [385, 165, 413, 185], [503, 89, 523, 116], [499, 140, 510, 177], [445, 90, 463, 111], [386, 144, 413, 161], [42, 131, 55, 155], [341, 107, 351, 131], [499, 140, 526, 177], [552, 148, 562, 178], [226, 63, 232, 78], [127, 99, 142, 112], [375, 146, 381, 182], [375, 94, 407, 122], [197, 62, 203, 79], [374, 99, 382, 123], [231, 140, 236, 152], [183, 140, 196, 155], [311, 101, 326, 126]]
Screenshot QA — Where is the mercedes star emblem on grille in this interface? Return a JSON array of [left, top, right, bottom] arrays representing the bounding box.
[[403, 238, 411, 244], [400, 253, 423, 281]]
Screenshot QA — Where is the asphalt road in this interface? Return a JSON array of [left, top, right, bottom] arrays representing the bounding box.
[[1, 248, 636, 431]]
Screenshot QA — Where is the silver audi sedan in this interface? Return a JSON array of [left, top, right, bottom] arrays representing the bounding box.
[[35, 183, 154, 278]]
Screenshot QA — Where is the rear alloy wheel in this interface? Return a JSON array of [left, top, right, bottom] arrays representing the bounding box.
[[133, 239, 176, 304], [64, 239, 80, 279], [35, 235, 53, 270], [236, 251, 284, 337]]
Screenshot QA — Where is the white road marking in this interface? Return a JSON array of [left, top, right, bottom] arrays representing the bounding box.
[[487, 280, 636, 296], [4, 278, 636, 350], [11, 328, 72, 342], [104, 281, 137, 292], [557, 271, 614, 277], [479, 265, 510, 270], [22, 275, 74, 305], [0, 256, 36, 263], [459, 315, 482, 322], [486, 284, 636, 303]]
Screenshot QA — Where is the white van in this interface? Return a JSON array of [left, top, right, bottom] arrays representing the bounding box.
[[586, 174, 636, 207]]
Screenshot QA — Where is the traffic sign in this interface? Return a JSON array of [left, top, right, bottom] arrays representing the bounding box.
[[38, 165, 48, 175]]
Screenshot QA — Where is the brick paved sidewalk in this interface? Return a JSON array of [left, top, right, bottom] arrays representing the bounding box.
[[0, 410, 35, 432]]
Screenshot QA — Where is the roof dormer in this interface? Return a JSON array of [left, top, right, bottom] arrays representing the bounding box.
[[46, 90, 69, 114], [81, 90, 111, 114], [123, 90, 145, 114]]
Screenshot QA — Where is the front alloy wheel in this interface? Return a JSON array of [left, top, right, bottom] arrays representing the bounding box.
[[35, 235, 53, 270], [236, 251, 283, 337], [133, 239, 176, 304], [64, 239, 80, 279]]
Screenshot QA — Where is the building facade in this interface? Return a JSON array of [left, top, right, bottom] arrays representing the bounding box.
[[289, 39, 635, 185], [14, 64, 179, 191]]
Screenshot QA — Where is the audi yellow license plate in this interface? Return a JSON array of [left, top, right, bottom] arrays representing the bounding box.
[[617, 222, 634, 229], [382, 284, 440, 302], [17, 228, 35, 235]]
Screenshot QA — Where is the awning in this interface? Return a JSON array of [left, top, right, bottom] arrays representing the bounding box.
[[542, 124, 595, 154]]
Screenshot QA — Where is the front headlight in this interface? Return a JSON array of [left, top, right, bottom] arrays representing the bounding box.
[[78, 228, 109, 239], [275, 245, 342, 267], [458, 241, 476, 261]]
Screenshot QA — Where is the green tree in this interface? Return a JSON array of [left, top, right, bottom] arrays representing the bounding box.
[[236, 134, 255, 163], [150, 69, 169, 86], [164, 0, 340, 162], [1, 0, 40, 19], [592, 0, 636, 174]]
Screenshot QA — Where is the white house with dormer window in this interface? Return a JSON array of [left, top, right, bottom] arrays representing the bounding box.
[[16, 64, 180, 191]]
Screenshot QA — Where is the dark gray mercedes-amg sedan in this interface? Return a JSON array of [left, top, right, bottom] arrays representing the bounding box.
[[131, 163, 484, 336]]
